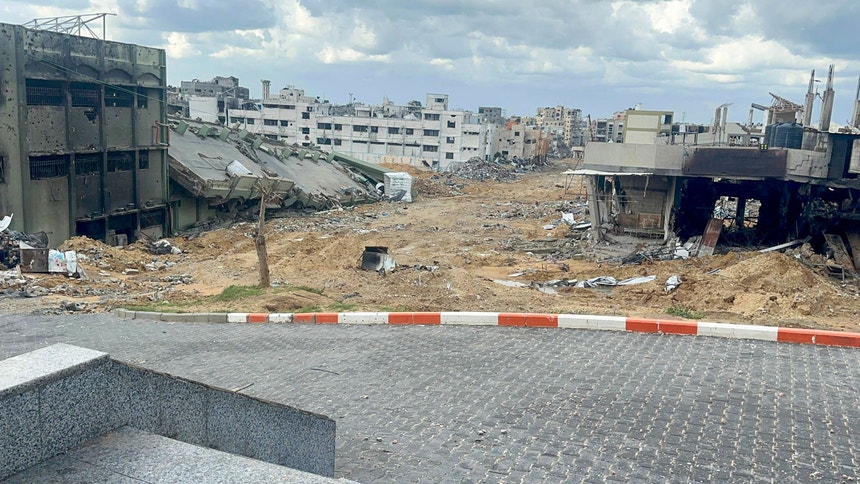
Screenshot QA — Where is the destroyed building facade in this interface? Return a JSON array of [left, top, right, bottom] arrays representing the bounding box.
[[580, 83, 860, 267], [0, 22, 168, 246]]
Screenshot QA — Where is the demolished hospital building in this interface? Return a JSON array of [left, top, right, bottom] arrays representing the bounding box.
[[0, 22, 169, 246], [580, 78, 860, 264]]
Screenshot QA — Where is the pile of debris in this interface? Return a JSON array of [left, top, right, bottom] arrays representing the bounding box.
[[445, 157, 522, 182]]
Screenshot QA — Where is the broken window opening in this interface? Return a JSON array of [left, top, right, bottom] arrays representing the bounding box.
[[105, 86, 134, 108], [26, 79, 64, 106], [136, 87, 154, 109], [140, 208, 165, 228], [138, 151, 150, 170], [71, 83, 100, 107], [75, 154, 101, 175], [447, 121, 456, 128], [30, 155, 69, 179], [107, 152, 134, 172], [317, 138, 332, 145], [301, 112, 310, 119], [0, 156, 6, 184]]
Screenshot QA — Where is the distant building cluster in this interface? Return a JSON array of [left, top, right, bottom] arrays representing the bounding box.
[[171, 78, 560, 171]]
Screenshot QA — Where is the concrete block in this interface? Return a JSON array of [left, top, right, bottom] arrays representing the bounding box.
[[0, 343, 108, 398], [227, 313, 249, 323], [269, 313, 293, 323], [154, 376, 208, 445], [133, 311, 161, 321], [201, 313, 229, 323], [588, 315, 626, 331], [440, 312, 498, 326], [207, 390, 336, 477], [338, 312, 387, 324], [0, 392, 42, 480], [698, 322, 778, 341], [557, 314, 590, 329], [39, 364, 124, 457]]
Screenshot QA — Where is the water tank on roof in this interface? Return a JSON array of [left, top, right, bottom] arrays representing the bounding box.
[[773, 122, 803, 149], [763, 123, 778, 147]]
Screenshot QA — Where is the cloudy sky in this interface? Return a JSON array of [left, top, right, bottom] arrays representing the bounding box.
[[3, 0, 859, 124]]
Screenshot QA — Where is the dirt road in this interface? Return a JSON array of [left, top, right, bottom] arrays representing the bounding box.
[[3, 158, 858, 332]]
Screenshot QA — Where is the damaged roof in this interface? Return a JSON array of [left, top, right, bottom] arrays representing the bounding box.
[[167, 119, 377, 209]]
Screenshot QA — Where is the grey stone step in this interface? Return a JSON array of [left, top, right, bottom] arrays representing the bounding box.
[[4, 426, 350, 483]]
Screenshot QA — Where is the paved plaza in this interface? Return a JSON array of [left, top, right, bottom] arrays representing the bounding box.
[[1, 312, 858, 482]]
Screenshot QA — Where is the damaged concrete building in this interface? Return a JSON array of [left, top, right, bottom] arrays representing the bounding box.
[[166, 119, 379, 230], [580, 68, 860, 266], [0, 22, 168, 246]]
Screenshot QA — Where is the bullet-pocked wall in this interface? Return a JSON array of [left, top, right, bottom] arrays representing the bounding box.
[[0, 22, 168, 245]]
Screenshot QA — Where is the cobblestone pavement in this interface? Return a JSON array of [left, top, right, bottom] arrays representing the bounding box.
[[1, 313, 858, 483]]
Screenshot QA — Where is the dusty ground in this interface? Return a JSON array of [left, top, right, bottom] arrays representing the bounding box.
[[2, 158, 859, 332]]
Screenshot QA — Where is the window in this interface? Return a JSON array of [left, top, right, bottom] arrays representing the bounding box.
[[71, 84, 100, 107], [370, 126, 379, 133], [318, 122, 332, 130], [301, 127, 310, 134], [280, 120, 289, 127], [284, 105, 296, 110], [424, 113, 440, 121], [26, 80, 64, 106], [136, 87, 150, 109], [0, 156, 5, 184], [422, 145, 438, 152], [301, 112, 310, 119], [333, 139, 342, 146], [230, 117, 243, 123], [317, 138, 332, 145], [445, 152, 454, 159], [76, 154, 101, 175], [423, 129, 439, 137], [140, 209, 165, 228], [246, 118, 255, 125], [105, 87, 133, 108], [334, 124, 342, 131], [405, 128, 414, 135], [301, 142, 310, 147], [435, 97, 445, 103], [264, 119, 278, 126], [264, 134, 278, 140], [107, 152, 134, 172], [446, 136, 455, 143], [138, 151, 150, 170], [514, 131, 520, 136], [30, 155, 69, 179], [388, 127, 400, 135], [447, 120, 456, 128], [353, 125, 368, 133]]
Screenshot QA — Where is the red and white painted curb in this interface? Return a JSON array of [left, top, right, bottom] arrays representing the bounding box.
[[212, 311, 860, 349], [113, 309, 860, 348]]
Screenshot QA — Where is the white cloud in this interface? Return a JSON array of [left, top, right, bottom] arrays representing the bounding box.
[[164, 32, 200, 58], [315, 46, 390, 64]]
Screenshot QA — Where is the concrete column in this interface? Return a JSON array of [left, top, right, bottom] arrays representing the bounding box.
[[586, 176, 603, 241], [735, 197, 746, 229]]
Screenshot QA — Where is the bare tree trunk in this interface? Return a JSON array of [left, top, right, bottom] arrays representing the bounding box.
[[255, 192, 271, 288]]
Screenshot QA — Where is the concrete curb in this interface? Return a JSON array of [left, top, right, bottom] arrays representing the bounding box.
[[113, 309, 860, 349]]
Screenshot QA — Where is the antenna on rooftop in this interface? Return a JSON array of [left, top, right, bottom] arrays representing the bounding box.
[[23, 13, 117, 40]]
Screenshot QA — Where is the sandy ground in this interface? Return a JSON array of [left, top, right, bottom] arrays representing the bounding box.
[[3, 158, 859, 332]]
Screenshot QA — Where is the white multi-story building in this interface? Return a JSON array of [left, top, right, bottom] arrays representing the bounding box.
[[228, 87, 490, 171]]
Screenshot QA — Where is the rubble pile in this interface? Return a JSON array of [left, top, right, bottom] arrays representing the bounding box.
[[445, 157, 522, 182]]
